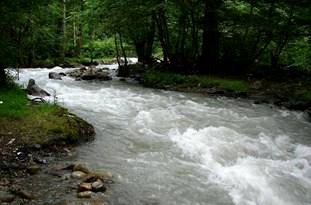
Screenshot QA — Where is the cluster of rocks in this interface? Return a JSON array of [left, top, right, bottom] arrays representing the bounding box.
[[0, 178, 36, 203], [65, 163, 112, 199], [66, 67, 112, 81]]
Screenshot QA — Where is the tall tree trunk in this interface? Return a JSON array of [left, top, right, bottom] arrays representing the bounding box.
[[114, 34, 121, 67], [190, 10, 199, 62], [199, 0, 221, 74], [76, 0, 84, 56], [135, 16, 155, 64], [119, 33, 128, 66], [61, 0, 67, 61], [155, 10, 171, 64]]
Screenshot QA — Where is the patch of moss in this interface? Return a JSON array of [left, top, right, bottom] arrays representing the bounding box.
[[0, 85, 94, 147]]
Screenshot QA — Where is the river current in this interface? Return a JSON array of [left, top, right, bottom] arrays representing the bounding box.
[[17, 66, 311, 205]]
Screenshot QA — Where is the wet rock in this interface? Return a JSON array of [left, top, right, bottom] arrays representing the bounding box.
[[71, 171, 86, 179], [82, 173, 101, 183], [33, 157, 47, 164], [59, 72, 67, 76], [27, 79, 51, 96], [49, 72, 62, 80], [92, 170, 113, 179], [27, 165, 41, 175], [67, 67, 111, 81], [0, 191, 15, 203], [77, 191, 92, 198], [73, 163, 90, 174], [78, 183, 92, 192], [91, 180, 107, 193]]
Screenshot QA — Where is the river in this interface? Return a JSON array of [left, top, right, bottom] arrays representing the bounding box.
[[17, 66, 311, 205]]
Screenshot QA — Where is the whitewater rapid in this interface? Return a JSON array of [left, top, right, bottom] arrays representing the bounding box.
[[17, 67, 311, 205]]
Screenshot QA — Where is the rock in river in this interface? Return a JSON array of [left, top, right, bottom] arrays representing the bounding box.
[[67, 67, 112, 81], [78, 183, 92, 192], [49, 72, 62, 80], [77, 191, 92, 199], [73, 163, 90, 174], [91, 179, 107, 193], [72, 171, 86, 179], [27, 79, 50, 96]]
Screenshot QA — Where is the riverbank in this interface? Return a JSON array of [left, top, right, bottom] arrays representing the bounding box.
[[118, 64, 311, 116], [0, 84, 97, 203]]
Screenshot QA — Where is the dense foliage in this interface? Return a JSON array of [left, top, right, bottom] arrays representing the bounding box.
[[0, 0, 311, 85]]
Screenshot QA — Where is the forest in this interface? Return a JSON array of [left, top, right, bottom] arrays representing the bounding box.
[[1, 0, 311, 85], [1, 1, 311, 204]]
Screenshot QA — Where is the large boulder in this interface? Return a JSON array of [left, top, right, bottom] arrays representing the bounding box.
[[49, 72, 62, 80], [67, 67, 112, 81], [27, 79, 50, 96]]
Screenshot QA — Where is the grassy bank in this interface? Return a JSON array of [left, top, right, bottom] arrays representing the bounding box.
[[0, 85, 94, 147], [142, 70, 250, 93], [119, 64, 311, 111]]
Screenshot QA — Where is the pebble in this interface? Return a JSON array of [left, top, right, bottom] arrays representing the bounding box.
[[71, 171, 86, 179], [91, 180, 106, 193], [73, 163, 90, 174], [77, 191, 92, 198], [78, 183, 92, 192]]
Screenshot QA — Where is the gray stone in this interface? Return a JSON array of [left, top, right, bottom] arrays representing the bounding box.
[[78, 183, 92, 192], [27, 79, 50, 96], [71, 171, 86, 179], [91, 180, 106, 193], [77, 191, 92, 198], [49, 72, 62, 80], [73, 163, 90, 174]]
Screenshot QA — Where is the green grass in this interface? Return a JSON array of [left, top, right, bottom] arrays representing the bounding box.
[[0, 85, 92, 145], [142, 70, 250, 93], [0, 85, 30, 118]]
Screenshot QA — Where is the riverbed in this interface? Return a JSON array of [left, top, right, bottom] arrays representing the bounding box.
[[17, 66, 311, 205]]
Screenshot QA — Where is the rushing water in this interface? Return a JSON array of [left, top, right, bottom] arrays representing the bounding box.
[[17, 66, 311, 205]]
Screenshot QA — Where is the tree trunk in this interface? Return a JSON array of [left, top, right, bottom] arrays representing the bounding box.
[[119, 33, 128, 66], [114, 34, 121, 67], [199, 0, 221, 74], [135, 16, 155, 64], [155, 10, 171, 64], [76, 0, 84, 56], [61, 0, 67, 61]]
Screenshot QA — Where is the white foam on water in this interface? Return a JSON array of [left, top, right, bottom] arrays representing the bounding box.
[[169, 127, 311, 205], [14, 67, 311, 205]]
